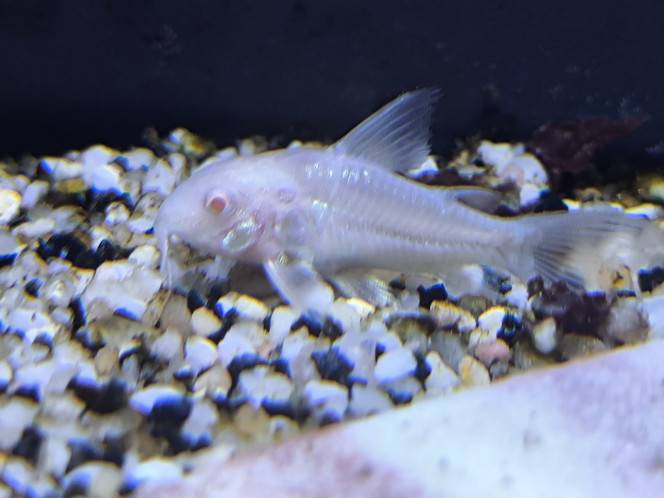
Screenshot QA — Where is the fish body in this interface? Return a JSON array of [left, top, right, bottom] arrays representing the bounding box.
[[155, 90, 664, 312]]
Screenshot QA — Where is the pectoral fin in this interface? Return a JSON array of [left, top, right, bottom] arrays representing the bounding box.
[[264, 253, 334, 314]]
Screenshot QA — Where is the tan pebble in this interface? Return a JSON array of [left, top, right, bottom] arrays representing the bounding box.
[[94, 346, 119, 376], [459, 355, 490, 386], [269, 415, 300, 443], [190, 307, 221, 336], [430, 301, 476, 332], [474, 338, 511, 367], [233, 403, 271, 439], [195, 364, 232, 398], [0, 189, 21, 225], [558, 334, 608, 360]]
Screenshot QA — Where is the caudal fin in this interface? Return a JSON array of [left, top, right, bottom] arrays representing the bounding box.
[[511, 209, 664, 292]]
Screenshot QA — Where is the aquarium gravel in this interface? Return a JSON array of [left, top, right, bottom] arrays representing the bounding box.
[[0, 128, 663, 496]]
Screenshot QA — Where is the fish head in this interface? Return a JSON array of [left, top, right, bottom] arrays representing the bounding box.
[[154, 158, 282, 271]]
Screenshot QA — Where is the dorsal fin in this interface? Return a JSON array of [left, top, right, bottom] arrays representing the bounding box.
[[333, 88, 440, 172]]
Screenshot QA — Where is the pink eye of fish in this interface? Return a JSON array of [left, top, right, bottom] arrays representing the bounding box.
[[205, 190, 229, 213]]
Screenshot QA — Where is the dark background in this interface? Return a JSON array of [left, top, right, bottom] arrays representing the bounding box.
[[1, 0, 663, 162]]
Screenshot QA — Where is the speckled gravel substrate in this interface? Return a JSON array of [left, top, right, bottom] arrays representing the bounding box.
[[1, 129, 663, 496]]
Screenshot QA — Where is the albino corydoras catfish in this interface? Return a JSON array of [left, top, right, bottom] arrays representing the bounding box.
[[154, 89, 664, 313]]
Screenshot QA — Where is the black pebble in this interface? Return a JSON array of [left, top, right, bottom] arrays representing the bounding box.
[[261, 399, 297, 420], [66, 439, 104, 472], [73, 327, 105, 353], [497, 313, 523, 345], [533, 192, 569, 213], [68, 377, 128, 414], [417, 283, 448, 309], [14, 384, 41, 402], [0, 254, 16, 269], [385, 389, 413, 405], [187, 289, 206, 314], [149, 397, 193, 455], [638, 267, 664, 293], [24, 278, 42, 297], [84, 190, 134, 214], [413, 352, 432, 385], [69, 297, 87, 332], [37, 233, 98, 269], [311, 348, 354, 388], [527, 276, 545, 297], [150, 396, 192, 426], [207, 310, 237, 343], [531, 283, 611, 338], [206, 282, 228, 309], [102, 436, 126, 467], [291, 314, 343, 339], [95, 238, 130, 263], [269, 357, 291, 377], [319, 411, 342, 427], [12, 425, 43, 463]]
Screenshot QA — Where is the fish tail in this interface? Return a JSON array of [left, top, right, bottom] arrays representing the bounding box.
[[507, 209, 664, 291]]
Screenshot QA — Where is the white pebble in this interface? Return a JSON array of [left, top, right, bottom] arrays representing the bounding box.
[[8, 308, 53, 334], [151, 327, 183, 361], [3, 457, 56, 497], [304, 379, 348, 419], [0, 189, 21, 225], [625, 203, 664, 220], [124, 458, 183, 490], [0, 398, 39, 449], [44, 157, 83, 181], [104, 202, 130, 225], [185, 336, 218, 374], [531, 317, 559, 354], [503, 154, 548, 185], [0, 228, 18, 258], [217, 330, 256, 367], [181, 399, 219, 441], [142, 158, 176, 196], [424, 351, 460, 394], [81, 260, 163, 321], [504, 281, 529, 311], [348, 384, 393, 417], [62, 462, 122, 498], [20, 181, 48, 209], [128, 245, 160, 269], [478, 141, 515, 171], [119, 147, 156, 171], [12, 217, 57, 238], [190, 307, 222, 336], [80, 145, 118, 170], [38, 436, 71, 478], [374, 348, 416, 384], [87, 163, 124, 194], [129, 384, 186, 415], [477, 306, 507, 336], [233, 294, 269, 322], [237, 366, 294, 407], [268, 306, 298, 345], [520, 182, 543, 207], [375, 331, 403, 352]]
